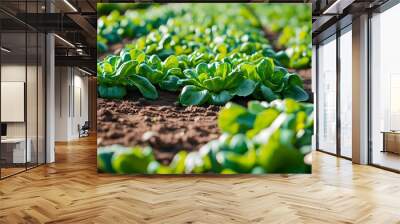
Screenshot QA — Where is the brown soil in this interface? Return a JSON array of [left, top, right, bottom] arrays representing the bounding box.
[[97, 91, 221, 164], [97, 69, 312, 164]]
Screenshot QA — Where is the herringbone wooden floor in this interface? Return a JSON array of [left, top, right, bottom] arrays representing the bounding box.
[[0, 135, 399, 224]]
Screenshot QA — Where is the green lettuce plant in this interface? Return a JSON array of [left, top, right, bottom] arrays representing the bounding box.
[[251, 4, 312, 69], [97, 4, 311, 102], [97, 49, 158, 100], [240, 57, 308, 102], [97, 99, 313, 174], [196, 99, 313, 174], [178, 61, 257, 106], [134, 50, 184, 92], [97, 7, 182, 46]]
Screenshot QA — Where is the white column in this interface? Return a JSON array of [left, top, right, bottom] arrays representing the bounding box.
[[352, 14, 369, 164], [46, 32, 55, 163]]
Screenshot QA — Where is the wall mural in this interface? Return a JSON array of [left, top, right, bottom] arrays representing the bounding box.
[[96, 3, 313, 174]]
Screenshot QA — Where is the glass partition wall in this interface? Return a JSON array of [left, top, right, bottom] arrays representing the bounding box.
[[317, 35, 337, 155], [315, 1, 400, 172], [339, 26, 352, 159], [370, 3, 400, 171], [316, 26, 353, 159], [0, 30, 27, 177], [0, 2, 46, 179]]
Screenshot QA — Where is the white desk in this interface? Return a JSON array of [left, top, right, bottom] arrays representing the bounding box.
[[1, 138, 31, 163]]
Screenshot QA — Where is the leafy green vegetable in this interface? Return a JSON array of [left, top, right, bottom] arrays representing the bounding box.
[[97, 98, 313, 174], [97, 85, 127, 99], [97, 6, 183, 47], [240, 58, 309, 102], [96, 3, 313, 174], [179, 85, 210, 106], [251, 4, 312, 68], [97, 4, 311, 101], [97, 50, 159, 100], [97, 145, 121, 173], [111, 146, 155, 174], [178, 61, 257, 106], [98, 4, 311, 68]]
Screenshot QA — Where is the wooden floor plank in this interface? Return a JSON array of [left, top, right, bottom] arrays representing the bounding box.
[[0, 135, 399, 223]]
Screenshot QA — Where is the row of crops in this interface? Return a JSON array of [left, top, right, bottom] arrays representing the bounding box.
[[97, 3, 313, 174], [97, 4, 312, 69], [99, 99, 313, 174]]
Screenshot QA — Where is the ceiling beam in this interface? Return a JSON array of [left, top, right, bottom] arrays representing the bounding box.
[[66, 13, 96, 47], [322, 0, 356, 15], [55, 55, 96, 72]]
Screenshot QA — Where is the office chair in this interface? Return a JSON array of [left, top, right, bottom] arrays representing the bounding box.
[[79, 121, 90, 138]]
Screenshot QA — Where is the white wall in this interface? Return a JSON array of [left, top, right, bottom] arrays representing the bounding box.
[[72, 73, 89, 138], [1, 65, 32, 138], [1, 65, 26, 138], [55, 66, 69, 141], [54, 67, 89, 141], [1, 63, 46, 164]]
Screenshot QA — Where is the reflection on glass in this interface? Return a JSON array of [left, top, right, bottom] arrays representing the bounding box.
[[317, 36, 337, 154], [340, 28, 352, 158]]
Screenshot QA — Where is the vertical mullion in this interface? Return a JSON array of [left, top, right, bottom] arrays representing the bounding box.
[[315, 45, 319, 151], [367, 11, 372, 165], [60, 67, 62, 117], [25, 0, 28, 171], [44, 0, 47, 164], [73, 68, 75, 118], [36, 0, 39, 167], [69, 69, 71, 118], [336, 27, 341, 157], [44, 32, 47, 164], [0, 18, 2, 179]]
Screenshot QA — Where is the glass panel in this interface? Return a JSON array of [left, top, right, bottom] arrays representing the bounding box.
[[371, 5, 400, 171], [26, 0, 39, 169], [1, 31, 27, 177], [0, 0, 46, 178], [27, 31, 38, 169], [38, 32, 45, 165], [339, 28, 352, 158], [317, 36, 337, 154]]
